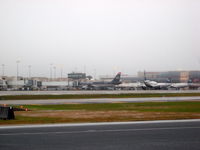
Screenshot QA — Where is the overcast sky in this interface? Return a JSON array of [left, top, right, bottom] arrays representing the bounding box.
[[0, 0, 200, 78]]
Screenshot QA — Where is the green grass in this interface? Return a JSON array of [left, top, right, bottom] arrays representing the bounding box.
[[1, 92, 200, 100], [1, 101, 200, 125], [0, 116, 60, 125], [14, 101, 200, 112]]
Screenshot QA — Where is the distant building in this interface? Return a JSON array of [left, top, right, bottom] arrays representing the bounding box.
[[189, 71, 200, 83], [7, 78, 26, 90], [31, 77, 49, 81], [41, 81, 69, 90], [0, 78, 7, 90], [138, 70, 200, 83], [100, 74, 142, 83], [68, 72, 86, 80]]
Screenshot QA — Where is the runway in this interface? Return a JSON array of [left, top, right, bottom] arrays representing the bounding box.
[[1, 90, 200, 96], [0, 120, 200, 150], [0, 96, 200, 105]]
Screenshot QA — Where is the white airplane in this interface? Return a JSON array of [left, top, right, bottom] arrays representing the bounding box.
[[143, 71, 171, 90], [116, 82, 145, 90], [0, 78, 7, 90], [80, 72, 121, 90], [143, 80, 171, 90], [188, 83, 200, 90], [169, 82, 189, 90]]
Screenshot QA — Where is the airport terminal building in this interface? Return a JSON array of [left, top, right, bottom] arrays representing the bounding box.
[[1, 70, 200, 91], [137, 71, 200, 83], [100, 71, 200, 84]]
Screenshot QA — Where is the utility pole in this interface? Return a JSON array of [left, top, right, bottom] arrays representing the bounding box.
[[60, 67, 63, 80], [2, 64, 5, 76], [53, 66, 56, 79], [28, 65, 31, 79], [16, 60, 20, 90], [50, 63, 53, 81], [16, 60, 20, 79]]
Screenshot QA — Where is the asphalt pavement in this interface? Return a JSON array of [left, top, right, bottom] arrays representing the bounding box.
[[0, 120, 200, 150], [0, 96, 200, 105], [1, 90, 200, 96]]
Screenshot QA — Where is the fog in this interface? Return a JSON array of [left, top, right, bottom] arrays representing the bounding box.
[[0, 0, 200, 78]]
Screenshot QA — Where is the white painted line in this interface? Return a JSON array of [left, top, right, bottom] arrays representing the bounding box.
[[1, 96, 200, 105], [0, 119, 200, 129], [1, 126, 200, 136]]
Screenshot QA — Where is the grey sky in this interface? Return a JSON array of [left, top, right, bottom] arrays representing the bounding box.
[[0, 0, 200, 78]]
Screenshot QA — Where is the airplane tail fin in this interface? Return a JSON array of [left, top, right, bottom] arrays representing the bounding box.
[[188, 79, 192, 83], [111, 72, 121, 85], [167, 78, 172, 83], [144, 70, 147, 80]]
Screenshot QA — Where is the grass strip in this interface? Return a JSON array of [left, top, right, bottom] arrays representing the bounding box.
[[1, 101, 200, 125], [14, 101, 200, 112], [1, 93, 200, 100]]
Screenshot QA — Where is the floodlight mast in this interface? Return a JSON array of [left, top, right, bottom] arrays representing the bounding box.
[[28, 65, 31, 79], [2, 64, 5, 76], [16, 60, 20, 90]]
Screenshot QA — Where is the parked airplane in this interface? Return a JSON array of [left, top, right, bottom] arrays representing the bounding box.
[[80, 72, 122, 90], [168, 78, 192, 90], [188, 83, 200, 90], [169, 82, 189, 90], [169, 79, 194, 90], [0, 78, 7, 90], [144, 72, 191, 90], [116, 82, 145, 90], [143, 71, 171, 90]]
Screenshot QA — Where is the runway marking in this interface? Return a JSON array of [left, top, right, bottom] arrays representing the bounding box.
[[1, 119, 200, 129], [1, 126, 200, 136], [1, 96, 200, 105]]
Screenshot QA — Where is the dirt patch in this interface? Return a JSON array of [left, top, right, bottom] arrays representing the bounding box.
[[15, 110, 200, 121]]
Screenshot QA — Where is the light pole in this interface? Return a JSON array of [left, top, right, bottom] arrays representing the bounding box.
[[60, 67, 63, 80], [16, 60, 20, 79], [53, 66, 56, 79], [16, 60, 20, 90], [50, 64, 53, 81], [28, 65, 31, 79], [2, 64, 5, 76]]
